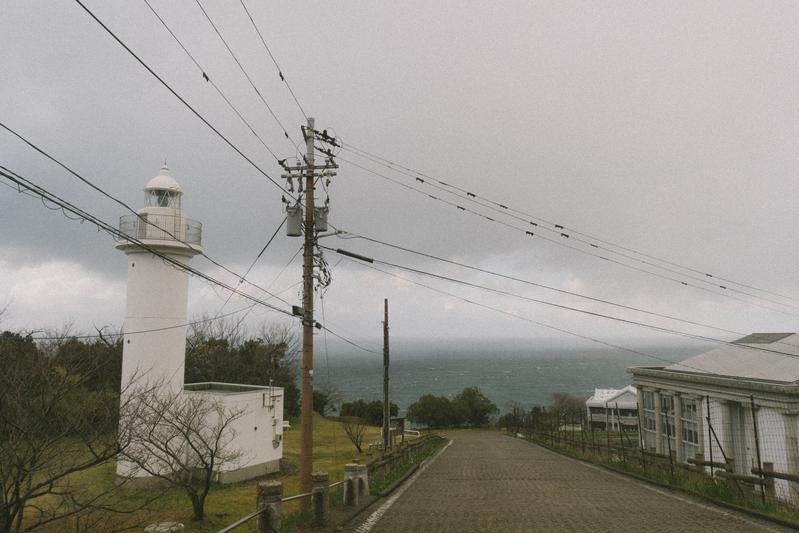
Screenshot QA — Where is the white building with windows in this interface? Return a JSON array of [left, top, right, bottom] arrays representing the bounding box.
[[630, 333, 799, 503], [585, 386, 638, 430], [115, 166, 284, 483]]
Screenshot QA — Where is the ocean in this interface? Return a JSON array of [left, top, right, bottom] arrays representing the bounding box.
[[313, 337, 712, 415]]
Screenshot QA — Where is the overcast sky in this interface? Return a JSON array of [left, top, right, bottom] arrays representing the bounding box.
[[2, 1, 799, 357]]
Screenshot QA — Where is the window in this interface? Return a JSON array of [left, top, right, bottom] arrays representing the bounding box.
[[681, 397, 700, 460], [146, 190, 180, 209], [641, 391, 656, 448], [660, 395, 677, 452]]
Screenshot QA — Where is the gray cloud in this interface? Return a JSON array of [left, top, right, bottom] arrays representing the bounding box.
[[2, 1, 799, 345]]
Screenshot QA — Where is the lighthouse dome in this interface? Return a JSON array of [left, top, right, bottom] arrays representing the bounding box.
[[144, 166, 182, 209]]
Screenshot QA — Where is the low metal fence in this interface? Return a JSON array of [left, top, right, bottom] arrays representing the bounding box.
[[216, 434, 444, 532], [507, 395, 799, 518]]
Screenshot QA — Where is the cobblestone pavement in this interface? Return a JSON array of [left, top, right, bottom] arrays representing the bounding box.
[[359, 430, 793, 533]]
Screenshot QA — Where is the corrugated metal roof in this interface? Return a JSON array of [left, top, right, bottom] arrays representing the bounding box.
[[665, 332, 799, 383]]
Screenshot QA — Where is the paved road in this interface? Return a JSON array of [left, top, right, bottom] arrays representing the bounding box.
[[356, 430, 792, 533]]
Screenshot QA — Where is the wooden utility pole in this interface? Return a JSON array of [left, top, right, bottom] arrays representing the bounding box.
[[383, 298, 390, 453], [280, 118, 337, 511], [299, 117, 316, 510]]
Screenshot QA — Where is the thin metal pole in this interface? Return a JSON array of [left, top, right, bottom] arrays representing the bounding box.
[[664, 403, 674, 479], [579, 410, 585, 453], [706, 395, 714, 480], [605, 402, 611, 457], [751, 395, 765, 504], [299, 117, 316, 510], [569, 412, 574, 448], [616, 402, 626, 464], [383, 299, 390, 453], [636, 403, 646, 473]]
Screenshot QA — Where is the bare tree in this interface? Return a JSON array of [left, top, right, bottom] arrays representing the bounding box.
[[256, 322, 299, 367], [185, 314, 247, 361], [341, 417, 368, 453], [0, 331, 157, 533], [119, 389, 246, 521], [551, 392, 585, 417]]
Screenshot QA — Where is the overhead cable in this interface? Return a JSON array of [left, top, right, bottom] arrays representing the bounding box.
[[337, 232, 764, 341], [344, 258, 740, 377], [193, 0, 300, 153], [237, 0, 309, 121], [338, 155, 799, 320], [0, 123, 290, 306], [0, 166, 294, 319], [72, 0, 293, 197], [339, 141, 799, 307], [142, 0, 282, 162], [322, 245, 799, 363]]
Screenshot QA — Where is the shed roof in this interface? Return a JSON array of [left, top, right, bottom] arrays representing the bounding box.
[[664, 332, 799, 383]]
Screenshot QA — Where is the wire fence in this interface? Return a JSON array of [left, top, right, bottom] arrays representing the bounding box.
[[505, 394, 799, 515], [216, 434, 446, 532]]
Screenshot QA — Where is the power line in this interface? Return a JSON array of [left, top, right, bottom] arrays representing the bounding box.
[[2, 169, 373, 356], [72, 0, 293, 197], [335, 231, 761, 341], [319, 323, 381, 355], [338, 141, 799, 308], [343, 258, 732, 377], [0, 165, 295, 319], [237, 0, 309, 122], [337, 154, 799, 320], [193, 0, 300, 154], [214, 216, 287, 315], [323, 245, 799, 364], [142, 0, 282, 162], [0, 123, 291, 307], [2, 305, 255, 342]]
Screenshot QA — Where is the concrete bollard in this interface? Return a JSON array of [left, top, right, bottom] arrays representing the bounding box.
[[256, 480, 282, 533], [311, 471, 329, 526], [144, 523, 184, 533], [344, 463, 370, 506], [694, 453, 704, 473]]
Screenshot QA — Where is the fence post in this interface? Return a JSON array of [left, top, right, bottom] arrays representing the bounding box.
[[706, 396, 714, 480], [605, 403, 611, 459], [616, 403, 626, 464], [590, 415, 596, 454], [579, 410, 586, 454], [256, 480, 282, 533], [663, 404, 674, 479], [311, 472, 329, 527], [344, 463, 369, 506], [568, 412, 574, 449], [636, 404, 646, 473], [763, 462, 776, 501], [750, 396, 766, 504]]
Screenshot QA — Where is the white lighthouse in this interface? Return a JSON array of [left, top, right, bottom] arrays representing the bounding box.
[[115, 166, 202, 393], [115, 166, 284, 484]]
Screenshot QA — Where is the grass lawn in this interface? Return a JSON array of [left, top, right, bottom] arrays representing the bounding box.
[[32, 414, 382, 533]]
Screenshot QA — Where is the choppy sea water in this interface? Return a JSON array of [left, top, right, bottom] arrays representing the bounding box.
[[313, 337, 712, 415]]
